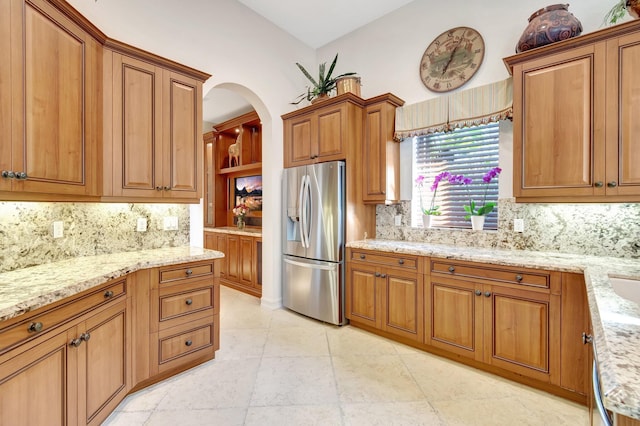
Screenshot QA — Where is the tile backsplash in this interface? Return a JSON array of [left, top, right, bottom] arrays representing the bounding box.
[[376, 198, 640, 259], [0, 202, 190, 273]]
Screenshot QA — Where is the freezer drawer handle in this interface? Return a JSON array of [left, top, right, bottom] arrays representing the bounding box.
[[284, 258, 336, 271]]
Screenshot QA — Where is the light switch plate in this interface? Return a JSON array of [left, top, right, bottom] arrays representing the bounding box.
[[394, 215, 402, 226], [136, 217, 147, 232], [52, 221, 64, 238], [163, 216, 178, 231], [514, 218, 524, 233]]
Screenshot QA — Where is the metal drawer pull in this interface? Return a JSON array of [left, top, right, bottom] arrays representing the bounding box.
[[28, 322, 43, 333], [484, 291, 492, 297], [398, 259, 405, 265], [475, 290, 482, 296], [582, 332, 593, 345], [185, 340, 193, 347], [186, 269, 193, 276], [448, 266, 455, 273], [360, 254, 366, 259], [104, 290, 114, 298], [515, 275, 523, 282], [185, 299, 193, 305]]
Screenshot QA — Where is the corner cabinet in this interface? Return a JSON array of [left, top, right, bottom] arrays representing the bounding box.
[[282, 93, 365, 168], [362, 94, 404, 204], [504, 19, 640, 202], [1, 0, 102, 198], [103, 43, 208, 202]]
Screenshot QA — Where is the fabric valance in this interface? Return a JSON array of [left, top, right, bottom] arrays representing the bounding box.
[[394, 78, 513, 140]]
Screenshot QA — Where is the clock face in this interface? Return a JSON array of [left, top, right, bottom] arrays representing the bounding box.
[[420, 27, 485, 93]]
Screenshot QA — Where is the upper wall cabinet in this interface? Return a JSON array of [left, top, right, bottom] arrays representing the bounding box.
[[1, 0, 102, 198], [505, 19, 640, 202], [102, 42, 208, 202]]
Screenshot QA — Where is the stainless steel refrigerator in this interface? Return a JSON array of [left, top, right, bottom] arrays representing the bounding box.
[[282, 160, 345, 325]]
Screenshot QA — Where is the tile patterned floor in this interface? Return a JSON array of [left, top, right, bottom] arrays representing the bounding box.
[[103, 286, 589, 425]]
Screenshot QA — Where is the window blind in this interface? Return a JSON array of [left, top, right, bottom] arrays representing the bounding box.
[[413, 122, 500, 229]]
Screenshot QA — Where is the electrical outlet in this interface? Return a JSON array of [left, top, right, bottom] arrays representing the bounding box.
[[514, 218, 525, 233], [394, 215, 402, 226], [52, 221, 64, 238], [136, 217, 147, 232], [163, 216, 178, 231]]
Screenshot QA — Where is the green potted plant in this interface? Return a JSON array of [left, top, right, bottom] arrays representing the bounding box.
[[604, 0, 640, 25], [291, 53, 357, 104]]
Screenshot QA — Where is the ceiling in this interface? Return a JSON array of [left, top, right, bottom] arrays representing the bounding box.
[[203, 0, 414, 127]]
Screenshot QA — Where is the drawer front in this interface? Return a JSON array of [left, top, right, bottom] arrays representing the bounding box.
[[350, 250, 419, 270], [159, 262, 214, 284], [431, 261, 550, 289], [160, 287, 213, 322], [159, 324, 213, 363], [0, 280, 126, 353]]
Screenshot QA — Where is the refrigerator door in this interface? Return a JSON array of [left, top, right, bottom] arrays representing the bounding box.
[[282, 255, 343, 325], [306, 161, 345, 262], [283, 165, 308, 258]]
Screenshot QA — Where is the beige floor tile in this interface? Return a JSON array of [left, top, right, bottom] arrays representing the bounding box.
[[333, 354, 425, 403], [217, 328, 268, 360], [342, 401, 443, 426], [327, 325, 398, 356], [101, 410, 151, 425], [263, 327, 330, 357], [146, 408, 247, 426], [250, 356, 337, 406], [244, 405, 342, 426], [269, 307, 333, 329]]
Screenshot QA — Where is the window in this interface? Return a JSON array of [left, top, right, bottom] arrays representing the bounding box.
[[412, 122, 500, 229]]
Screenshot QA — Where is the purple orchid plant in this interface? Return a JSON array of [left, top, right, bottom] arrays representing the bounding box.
[[448, 167, 502, 219], [415, 171, 451, 215]]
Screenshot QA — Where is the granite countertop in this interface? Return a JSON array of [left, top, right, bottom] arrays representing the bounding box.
[[348, 239, 640, 420], [204, 226, 262, 237], [0, 246, 224, 323]]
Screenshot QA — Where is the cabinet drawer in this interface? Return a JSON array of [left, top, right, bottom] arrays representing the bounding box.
[[159, 324, 213, 363], [350, 250, 419, 270], [159, 262, 213, 284], [159, 287, 213, 322], [0, 280, 126, 353], [431, 260, 550, 289]]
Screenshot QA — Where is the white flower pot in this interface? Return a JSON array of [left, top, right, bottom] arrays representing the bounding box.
[[471, 215, 485, 231], [423, 214, 433, 228]]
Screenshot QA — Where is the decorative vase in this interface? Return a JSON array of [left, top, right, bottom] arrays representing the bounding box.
[[311, 93, 330, 104], [471, 215, 485, 231], [423, 214, 433, 229], [628, 0, 640, 19], [516, 4, 583, 53], [236, 217, 245, 230], [336, 76, 361, 97]]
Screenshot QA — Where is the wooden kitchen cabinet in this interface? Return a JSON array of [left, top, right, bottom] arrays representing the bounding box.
[[560, 273, 590, 398], [0, 280, 128, 426], [103, 44, 208, 202], [427, 259, 561, 383], [346, 248, 424, 343], [1, 0, 101, 198], [362, 94, 404, 204], [504, 19, 640, 202], [282, 93, 365, 168], [205, 231, 261, 297]]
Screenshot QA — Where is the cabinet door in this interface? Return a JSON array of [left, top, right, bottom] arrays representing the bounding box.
[[213, 234, 228, 278], [383, 268, 422, 342], [284, 113, 314, 167], [485, 284, 557, 382], [12, 0, 100, 196], [0, 0, 12, 192], [203, 231, 216, 250], [362, 101, 399, 203], [315, 103, 345, 161], [80, 301, 128, 426], [346, 263, 380, 329], [560, 273, 590, 397], [512, 44, 606, 199], [426, 277, 483, 361], [226, 235, 240, 282], [111, 54, 163, 198], [0, 330, 72, 426], [606, 32, 640, 197], [163, 71, 202, 199], [239, 236, 254, 287]]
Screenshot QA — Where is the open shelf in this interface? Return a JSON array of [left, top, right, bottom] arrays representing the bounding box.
[[219, 162, 262, 175]]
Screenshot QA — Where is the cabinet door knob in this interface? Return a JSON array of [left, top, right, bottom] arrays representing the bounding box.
[[607, 181, 618, 188], [104, 290, 114, 298], [28, 322, 43, 333], [155, 186, 162, 191], [594, 181, 603, 188], [515, 275, 523, 282], [582, 332, 593, 345], [1, 170, 15, 179], [186, 269, 193, 276], [70, 338, 82, 348], [380, 273, 387, 278], [81, 332, 91, 342], [185, 340, 193, 347], [185, 298, 193, 306], [375, 272, 381, 277], [475, 290, 482, 296], [448, 266, 455, 273], [398, 259, 405, 265], [484, 291, 492, 297], [163, 186, 171, 191], [15, 172, 27, 180]]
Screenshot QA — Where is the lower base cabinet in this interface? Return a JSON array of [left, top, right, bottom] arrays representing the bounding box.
[[346, 249, 589, 405], [205, 231, 262, 297]]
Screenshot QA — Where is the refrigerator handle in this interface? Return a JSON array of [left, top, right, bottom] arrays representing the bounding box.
[[284, 258, 336, 271], [298, 174, 307, 248], [302, 174, 311, 248]]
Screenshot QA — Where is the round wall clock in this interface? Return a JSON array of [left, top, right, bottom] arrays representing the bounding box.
[[419, 26, 485, 93]]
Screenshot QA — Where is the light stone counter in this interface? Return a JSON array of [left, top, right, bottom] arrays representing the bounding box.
[[348, 239, 640, 420], [204, 227, 262, 238], [0, 246, 224, 323]]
